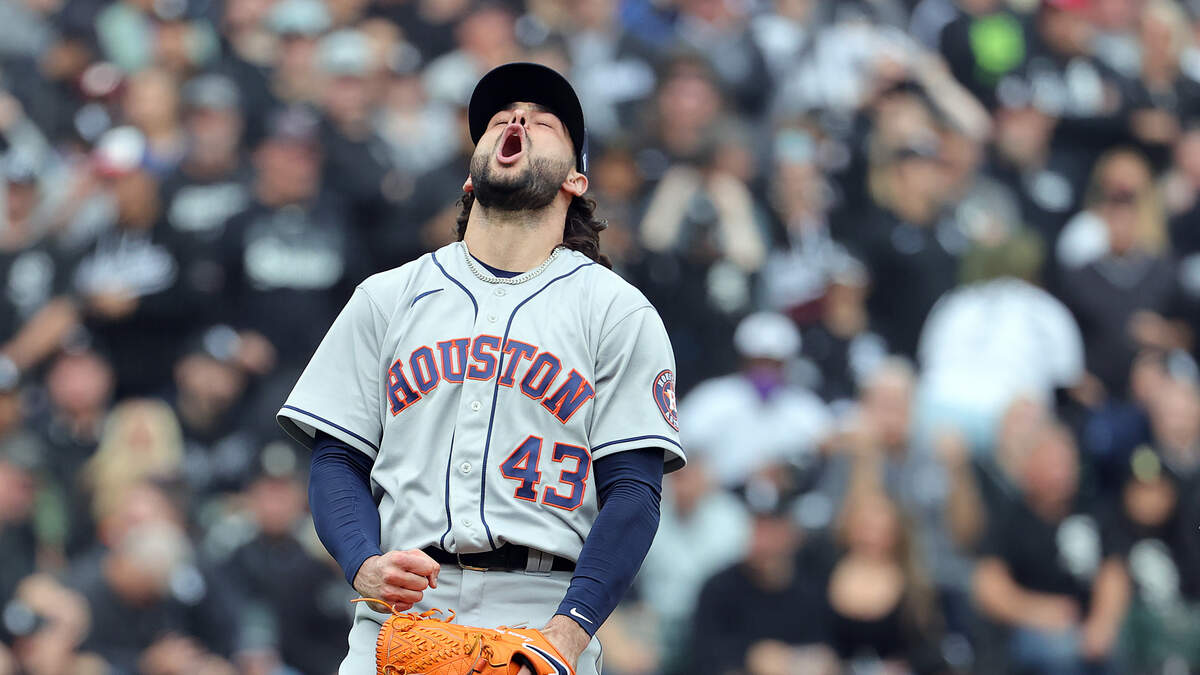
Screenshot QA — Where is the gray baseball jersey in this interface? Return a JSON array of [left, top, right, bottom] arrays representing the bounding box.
[[278, 241, 685, 560]]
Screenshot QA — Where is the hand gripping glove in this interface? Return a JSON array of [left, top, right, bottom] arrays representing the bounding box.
[[354, 600, 576, 675]]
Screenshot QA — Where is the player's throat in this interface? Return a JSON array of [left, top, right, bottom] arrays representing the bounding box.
[[469, 253, 521, 279]]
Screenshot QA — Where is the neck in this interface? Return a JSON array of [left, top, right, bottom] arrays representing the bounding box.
[[187, 154, 237, 179], [1030, 494, 1070, 521], [746, 556, 795, 590], [177, 393, 220, 431], [462, 199, 567, 272], [1143, 61, 1175, 89], [62, 407, 103, 437], [825, 305, 866, 337], [892, 191, 935, 225]]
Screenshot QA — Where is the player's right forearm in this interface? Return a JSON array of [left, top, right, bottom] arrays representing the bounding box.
[[309, 431, 384, 585]]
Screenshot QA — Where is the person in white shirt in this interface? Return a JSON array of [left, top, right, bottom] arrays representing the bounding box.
[[679, 312, 833, 489], [916, 247, 1085, 453]]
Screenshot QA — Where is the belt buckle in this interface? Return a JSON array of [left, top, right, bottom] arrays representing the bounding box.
[[456, 553, 488, 571]]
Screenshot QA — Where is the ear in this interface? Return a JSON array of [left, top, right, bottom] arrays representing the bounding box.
[[561, 170, 587, 198], [462, 175, 474, 193]]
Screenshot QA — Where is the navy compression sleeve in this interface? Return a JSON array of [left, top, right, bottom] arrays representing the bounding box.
[[309, 431, 383, 585], [555, 448, 664, 636]]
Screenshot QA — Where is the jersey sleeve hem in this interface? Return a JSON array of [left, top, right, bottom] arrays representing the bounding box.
[[277, 404, 380, 460], [591, 434, 685, 473]]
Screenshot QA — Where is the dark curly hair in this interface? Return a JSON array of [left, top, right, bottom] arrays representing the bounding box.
[[455, 192, 612, 269]]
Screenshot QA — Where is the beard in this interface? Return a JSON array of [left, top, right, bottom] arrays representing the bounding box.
[[468, 146, 572, 213]]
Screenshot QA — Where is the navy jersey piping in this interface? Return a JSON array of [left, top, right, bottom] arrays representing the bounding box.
[[430, 250, 477, 550], [439, 430, 456, 549], [591, 434, 682, 453], [280, 405, 380, 452], [430, 251, 478, 319], [479, 261, 596, 549], [410, 288, 444, 307]]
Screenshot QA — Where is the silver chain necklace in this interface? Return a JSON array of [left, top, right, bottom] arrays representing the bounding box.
[[460, 242, 563, 285]]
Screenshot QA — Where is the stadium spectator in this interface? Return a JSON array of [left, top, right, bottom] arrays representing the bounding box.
[[171, 331, 258, 499], [218, 105, 367, 377], [823, 489, 950, 673], [81, 399, 184, 524], [851, 128, 965, 358], [936, 0, 1026, 109], [374, 42, 460, 177], [636, 458, 750, 670], [1056, 148, 1186, 396], [267, 0, 332, 108], [32, 349, 112, 490], [0, 440, 38, 610], [819, 359, 984, 644], [1166, 124, 1200, 253], [70, 519, 236, 673], [973, 421, 1129, 674], [1126, 0, 1200, 167], [685, 476, 838, 675], [95, 0, 218, 74], [679, 312, 832, 489], [1107, 446, 1200, 671], [422, 3, 521, 105], [916, 234, 1085, 452], [797, 257, 888, 410], [672, 0, 771, 117], [983, 73, 1085, 243], [1021, 0, 1134, 167], [758, 122, 853, 325], [32, 348, 114, 557], [1144, 373, 1200, 479], [6, 0, 1200, 671], [1, 574, 107, 675], [316, 28, 407, 270], [159, 73, 251, 264], [561, 0, 656, 143], [69, 129, 199, 397], [219, 443, 351, 674], [121, 68, 187, 174]]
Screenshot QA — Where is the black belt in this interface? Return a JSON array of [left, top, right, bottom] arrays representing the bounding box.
[[423, 545, 575, 572]]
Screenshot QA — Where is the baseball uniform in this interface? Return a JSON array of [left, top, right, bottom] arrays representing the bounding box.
[[278, 241, 684, 673]]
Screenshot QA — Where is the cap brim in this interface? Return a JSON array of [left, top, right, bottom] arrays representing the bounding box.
[[468, 62, 587, 173]]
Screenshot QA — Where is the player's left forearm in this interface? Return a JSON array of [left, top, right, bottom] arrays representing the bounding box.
[[554, 448, 664, 635]]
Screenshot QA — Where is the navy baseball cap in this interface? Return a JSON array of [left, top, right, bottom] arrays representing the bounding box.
[[468, 62, 588, 174]]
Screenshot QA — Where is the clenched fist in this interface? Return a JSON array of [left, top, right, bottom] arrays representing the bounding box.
[[353, 549, 440, 611]]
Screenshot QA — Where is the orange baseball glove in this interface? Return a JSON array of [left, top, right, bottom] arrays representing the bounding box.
[[354, 600, 576, 675]]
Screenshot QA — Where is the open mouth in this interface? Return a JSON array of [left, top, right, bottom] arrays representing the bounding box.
[[496, 123, 525, 165]]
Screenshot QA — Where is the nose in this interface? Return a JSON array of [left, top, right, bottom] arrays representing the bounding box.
[[507, 108, 530, 127]]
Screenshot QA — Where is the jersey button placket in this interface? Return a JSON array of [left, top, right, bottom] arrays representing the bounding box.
[[450, 286, 515, 550]]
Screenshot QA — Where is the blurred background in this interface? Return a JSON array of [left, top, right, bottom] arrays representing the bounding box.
[[0, 0, 1199, 673]]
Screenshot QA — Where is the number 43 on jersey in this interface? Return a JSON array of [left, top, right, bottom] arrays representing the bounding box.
[[500, 435, 590, 511]]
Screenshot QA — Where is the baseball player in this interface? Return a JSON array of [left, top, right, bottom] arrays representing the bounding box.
[[278, 62, 685, 675]]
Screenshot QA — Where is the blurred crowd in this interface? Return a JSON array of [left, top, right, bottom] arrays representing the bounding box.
[[1, 0, 1200, 673]]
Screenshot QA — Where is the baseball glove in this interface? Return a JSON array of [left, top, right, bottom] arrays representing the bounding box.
[[354, 599, 575, 675]]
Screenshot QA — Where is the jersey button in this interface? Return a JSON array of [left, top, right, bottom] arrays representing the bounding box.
[[494, 288, 506, 297], [470, 400, 482, 412], [460, 462, 472, 474], [487, 314, 497, 323], [463, 519, 473, 528]]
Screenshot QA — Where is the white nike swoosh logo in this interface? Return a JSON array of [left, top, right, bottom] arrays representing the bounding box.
[[568, 607, 593, 624]]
